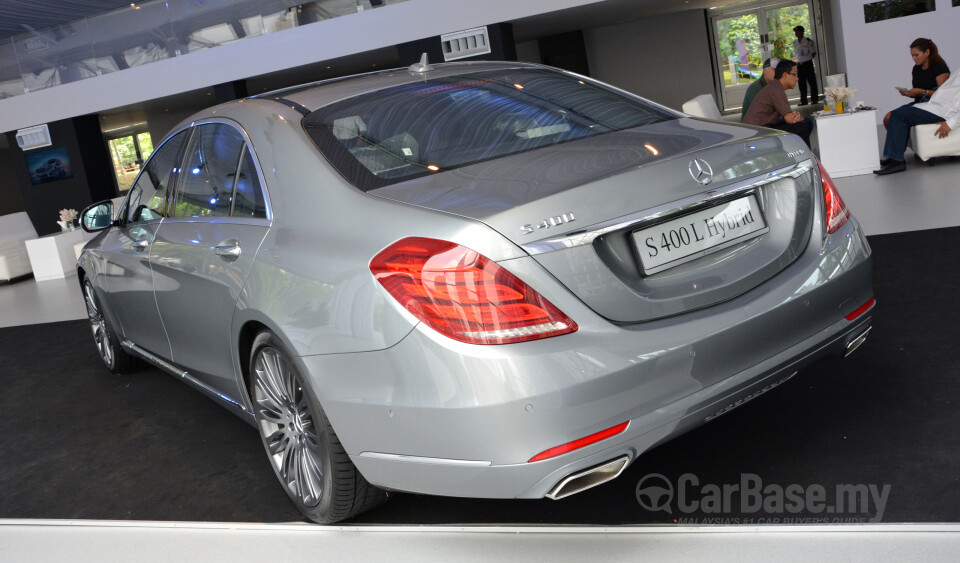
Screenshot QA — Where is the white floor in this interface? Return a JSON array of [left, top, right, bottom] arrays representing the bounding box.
[[2, 158, 959, 559], [1, 521, 959, 562]]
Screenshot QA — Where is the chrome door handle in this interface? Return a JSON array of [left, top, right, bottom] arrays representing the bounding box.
[[133, 239, 149, 252], [214, 243, 241, 258]]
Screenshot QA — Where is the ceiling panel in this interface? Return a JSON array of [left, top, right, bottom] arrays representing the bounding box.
[[0, 0, 138, 40]]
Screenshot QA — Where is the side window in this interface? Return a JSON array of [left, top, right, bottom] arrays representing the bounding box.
[[127, 130, 188, 223], [174, 124, 245, 218], [232, 148, 267, 219]]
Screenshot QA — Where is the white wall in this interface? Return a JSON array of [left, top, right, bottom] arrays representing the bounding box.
[[583, 10, 714, 111], [0, 0, 606, 134], [831, 0, 960, 123]]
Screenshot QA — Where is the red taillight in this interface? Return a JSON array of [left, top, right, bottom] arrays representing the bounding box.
[[370, 237, 577, 345], [845, 297, 876, 321], [818, 160, 850, 234], [528, 421, 629, 462]]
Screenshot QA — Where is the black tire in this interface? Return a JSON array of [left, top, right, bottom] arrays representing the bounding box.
[[83, 279, 133, 374], [248, 330, 388, 524]]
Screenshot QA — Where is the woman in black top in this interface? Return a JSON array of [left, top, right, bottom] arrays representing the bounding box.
[[883, 38, 950, 129]]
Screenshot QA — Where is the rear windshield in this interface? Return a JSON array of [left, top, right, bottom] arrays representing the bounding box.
[[302, 67, 678, 191]]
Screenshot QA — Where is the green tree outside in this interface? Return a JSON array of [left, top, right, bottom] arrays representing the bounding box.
[[716, 6, 812, 86]]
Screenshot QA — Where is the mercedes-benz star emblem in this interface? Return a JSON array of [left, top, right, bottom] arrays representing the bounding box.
[[689, 158, 714, 185]]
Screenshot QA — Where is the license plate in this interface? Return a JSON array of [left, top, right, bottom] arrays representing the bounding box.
[[632, 195, 768, 275]]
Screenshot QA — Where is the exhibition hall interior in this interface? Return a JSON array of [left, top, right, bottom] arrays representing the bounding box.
[[1, 0, 959, 559]]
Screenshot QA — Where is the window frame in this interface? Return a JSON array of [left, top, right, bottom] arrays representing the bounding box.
[[172, 122, 248, 220], [164, 118, 272, 225], [121, 128, 191, 226]]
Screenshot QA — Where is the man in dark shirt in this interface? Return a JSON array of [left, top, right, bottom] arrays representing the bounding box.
[[742, 59, 812, 146], [741, 57, 779, 120]]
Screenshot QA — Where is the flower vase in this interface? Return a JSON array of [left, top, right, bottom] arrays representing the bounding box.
[[58, 220, 69, 232], [835, 100, 844, 114]]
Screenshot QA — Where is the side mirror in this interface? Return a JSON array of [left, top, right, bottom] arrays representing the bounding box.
[[80, 200, 116, 232]]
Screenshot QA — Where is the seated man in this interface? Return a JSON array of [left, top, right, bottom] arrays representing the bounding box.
[[742, 60, 813, 147], [874, 71, 959, 175], [741, 57, 779, 120]]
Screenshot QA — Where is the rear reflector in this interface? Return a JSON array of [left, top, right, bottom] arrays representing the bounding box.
[[528, 421, 629, 463], [845, 297, 876, 321], [370, 237, 577, 345], [818, 160, 851, 234]]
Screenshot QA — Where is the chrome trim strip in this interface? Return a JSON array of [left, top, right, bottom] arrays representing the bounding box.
[[357, 452, 492, 467], [121, 340, 250, 414], [521, 159, 815, 256]]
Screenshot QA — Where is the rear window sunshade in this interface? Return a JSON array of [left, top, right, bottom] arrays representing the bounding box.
[[302, 67, 677, 191]]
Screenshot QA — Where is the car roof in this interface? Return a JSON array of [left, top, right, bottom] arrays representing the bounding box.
[[250, 60, 549, 113]]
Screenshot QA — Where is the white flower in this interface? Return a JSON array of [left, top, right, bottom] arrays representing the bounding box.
[[825, 86, 857, 104], [59, 208, 78, 222]]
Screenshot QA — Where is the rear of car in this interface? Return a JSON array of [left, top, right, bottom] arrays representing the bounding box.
[[76, 61, 873, 523], [281, 62, 874, 499]]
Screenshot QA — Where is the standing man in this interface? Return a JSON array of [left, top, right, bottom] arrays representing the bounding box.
[[741, 57, 779, 120], [792, 25, 819, 106], [742, 59, 813, 147]]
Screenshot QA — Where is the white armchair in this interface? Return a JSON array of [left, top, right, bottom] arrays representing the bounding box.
[[682, 94, 723, 120], [910, 123, 960, 161], [0, 212, 39, 282]]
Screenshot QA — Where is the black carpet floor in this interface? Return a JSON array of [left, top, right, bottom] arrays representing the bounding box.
[[1, 226, 958, 525]]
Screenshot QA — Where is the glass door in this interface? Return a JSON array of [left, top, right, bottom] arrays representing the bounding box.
[[710, 1, 821, 112], [713, 12, 766, 112], [107, 132, 154, 192]]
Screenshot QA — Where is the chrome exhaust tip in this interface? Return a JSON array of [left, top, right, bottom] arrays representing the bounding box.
[[844, 326, 872, 358], [545, 455, 630, 500]]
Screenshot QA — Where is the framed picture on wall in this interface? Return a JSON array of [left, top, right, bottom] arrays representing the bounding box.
[[26, 146, 73, 186]]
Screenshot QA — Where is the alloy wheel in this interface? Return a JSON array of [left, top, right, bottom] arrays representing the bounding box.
[[84, 282, 113, 367], [252, 347, 326, 508]]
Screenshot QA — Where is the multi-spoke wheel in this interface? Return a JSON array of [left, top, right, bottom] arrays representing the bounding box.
[[83, 279, 132, 374], [249, 331, 388, 524]]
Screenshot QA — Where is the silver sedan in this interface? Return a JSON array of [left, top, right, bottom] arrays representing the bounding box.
[[77, 60, 874, 523]]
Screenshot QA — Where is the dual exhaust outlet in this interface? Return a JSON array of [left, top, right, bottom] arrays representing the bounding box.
[[545, 455, 630, 500], [844, 326, 872, 357]]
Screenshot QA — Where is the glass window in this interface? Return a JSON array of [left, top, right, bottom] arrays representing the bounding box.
[[303, 67, 678, 191], [864, 0, 934, 23], [174, 124, 245, 218], [232, 148, 267, 218], [127, 130, 188, 223]]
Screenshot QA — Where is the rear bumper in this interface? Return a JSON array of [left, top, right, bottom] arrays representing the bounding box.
[[351, 310, 871, 499], [299, 220, 873, 499]]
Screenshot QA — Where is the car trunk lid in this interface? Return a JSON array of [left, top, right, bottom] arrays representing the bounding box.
[[370, 118, 818, 323]]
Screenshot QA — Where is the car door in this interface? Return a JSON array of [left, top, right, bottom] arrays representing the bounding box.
[[100, 129, 189, 358], [151, 121, 270, 400]]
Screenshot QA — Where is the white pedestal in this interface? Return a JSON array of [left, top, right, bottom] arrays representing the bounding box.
[[24, 229, 95, 281], [814, 110, 881, 178]]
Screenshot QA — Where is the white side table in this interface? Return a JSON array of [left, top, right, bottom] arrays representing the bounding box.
[[814, 110, 881, 178], [24, 229, 96, 281]]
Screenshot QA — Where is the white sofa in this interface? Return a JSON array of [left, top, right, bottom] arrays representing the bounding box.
[[0, 212, 39, 282], [911, 123, 960, 161], [682, 94, 724, 120]]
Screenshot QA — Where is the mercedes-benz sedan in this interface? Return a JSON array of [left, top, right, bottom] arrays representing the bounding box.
[[78, 59, 874, 523]]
